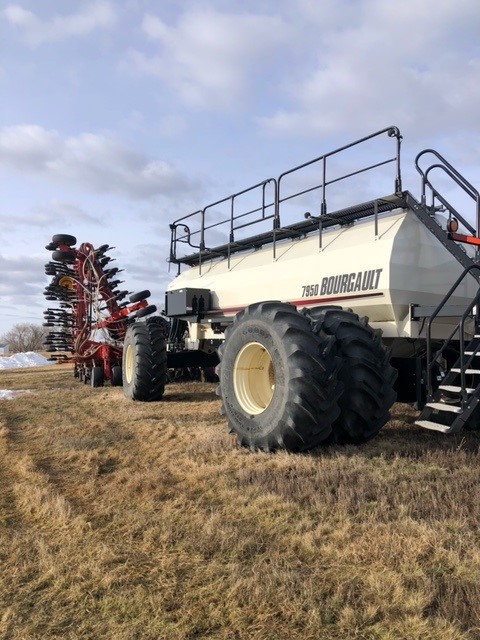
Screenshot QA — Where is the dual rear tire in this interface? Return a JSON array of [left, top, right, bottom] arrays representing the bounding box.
[[217, 302, 397, 451], [305, 306, 397, 444]]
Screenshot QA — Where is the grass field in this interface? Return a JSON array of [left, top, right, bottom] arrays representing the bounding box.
[[1, 365, 480, 639]]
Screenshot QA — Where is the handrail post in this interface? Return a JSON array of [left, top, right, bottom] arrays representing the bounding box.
[[426, 315, 433, 400], [273, 178, 280, 261], [199, 209, 206, 275], [477, 195, 480, 239], [319, 157, 327, 250], [229, 196, 234, 242], [394, 130, 402, 193], [169, 223, 176, 263], [274, 179, 280, 230], [228, 195, 235, 269], [420, 177, 427, 205], [459, 319, 466, 407]]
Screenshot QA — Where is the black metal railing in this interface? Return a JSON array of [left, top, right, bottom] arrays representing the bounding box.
[[169, 178, 277, 272], [277, 126, 402, 252], [169, 126, 403, 271], [425, 263, 480, 406], [415, 149, 480, 245]]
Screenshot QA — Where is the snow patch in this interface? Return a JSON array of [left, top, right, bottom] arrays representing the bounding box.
[[0, 389, 31, 400], [0, 352, 53, 399], [0, 351, 54, 370]]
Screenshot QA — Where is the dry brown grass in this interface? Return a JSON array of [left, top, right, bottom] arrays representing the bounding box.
[[1, 365, 480, 639]]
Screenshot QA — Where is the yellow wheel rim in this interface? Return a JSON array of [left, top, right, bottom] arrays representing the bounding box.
[[233, 342, 275, 415], [124, 343, 134, 384]]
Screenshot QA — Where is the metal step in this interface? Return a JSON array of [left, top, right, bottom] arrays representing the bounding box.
[[438, 384, 475, 394], [451, 368, 480, 374], [415, 420, 452, 433], [464, 351, 479, 356], [426, 402, 462, 413]]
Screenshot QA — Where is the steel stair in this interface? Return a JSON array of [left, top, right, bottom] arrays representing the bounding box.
[[412, 148, 480, 434], [415, 333, 480, 433]]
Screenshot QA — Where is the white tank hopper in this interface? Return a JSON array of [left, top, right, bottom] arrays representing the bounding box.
[[166, 208, 477, 345], [123, 127, 480, 451]]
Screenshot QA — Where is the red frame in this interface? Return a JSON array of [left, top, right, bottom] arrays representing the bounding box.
[[54, 241, 148, 381], [448, 232, 480, 246]]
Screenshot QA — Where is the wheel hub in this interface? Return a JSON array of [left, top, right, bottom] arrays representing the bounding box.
[[124, 343, 134, 384], [233, 342, 275, 415]]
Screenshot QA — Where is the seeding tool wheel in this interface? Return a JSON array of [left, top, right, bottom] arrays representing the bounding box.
[[122, 322, 167, 401], [91, 366, 105, 388], [111, 366, 123, 387]]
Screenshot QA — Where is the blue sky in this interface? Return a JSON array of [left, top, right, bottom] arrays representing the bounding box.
[[1, 0, 480, 335]]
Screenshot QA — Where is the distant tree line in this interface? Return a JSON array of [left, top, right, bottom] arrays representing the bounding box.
[[0, 323, 49, 353]]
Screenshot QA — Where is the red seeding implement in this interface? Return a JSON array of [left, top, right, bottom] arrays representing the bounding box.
[[43, 234, 157, 386]]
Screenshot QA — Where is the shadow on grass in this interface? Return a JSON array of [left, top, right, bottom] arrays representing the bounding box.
[[162, 386, 480, 459], [163, 385, 219, 404], [307, 424, 480, 460]]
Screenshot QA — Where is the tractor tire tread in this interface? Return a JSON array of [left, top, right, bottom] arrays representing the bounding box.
[[305, 307, 397, 444], [217, 301, 342, 452]]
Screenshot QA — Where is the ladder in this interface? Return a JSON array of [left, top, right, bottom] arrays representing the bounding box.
[[412, 149, 480, 433], [415, 263, 480, 433]]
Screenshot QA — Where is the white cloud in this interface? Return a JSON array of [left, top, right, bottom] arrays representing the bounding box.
[[125, 7, 290, 108], [0, 201, 100, 232], [0, 125, 199, 199], [0, 254, 45, 299], [3, 1, 116, 46], [258, 0, 480, 140]]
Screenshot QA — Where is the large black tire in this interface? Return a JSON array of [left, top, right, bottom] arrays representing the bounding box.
[[216, 301, 341, 452], [305, 307, 397, 444], [52, 234, 77, 246], [111, 365, 123, 387], [91, 366, 105, 388], [129, 290, 151, 303], [122, 323, 167, 401]]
